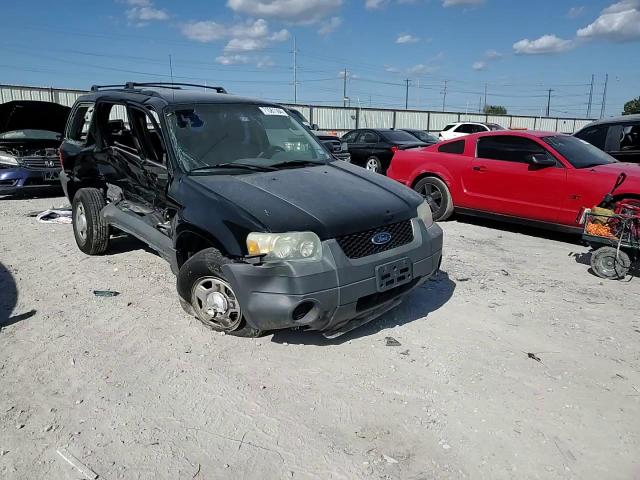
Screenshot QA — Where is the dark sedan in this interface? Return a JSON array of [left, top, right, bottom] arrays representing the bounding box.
[[399, 129, 438, 145], [341, 128, 426, 174]]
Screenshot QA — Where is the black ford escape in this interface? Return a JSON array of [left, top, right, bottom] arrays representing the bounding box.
[[60, 83, 443, 338]]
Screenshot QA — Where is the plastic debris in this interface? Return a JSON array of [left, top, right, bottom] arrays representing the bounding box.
[[385, 337, 402, 347], [35, 209, 72, 224], [57, 448, 99, 479], [383, 454, 399, 464], [93, 290, 120, 297], [527, 352, 542, 363]]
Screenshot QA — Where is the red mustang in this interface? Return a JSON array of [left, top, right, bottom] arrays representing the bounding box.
[[387, 131, 640, 231]]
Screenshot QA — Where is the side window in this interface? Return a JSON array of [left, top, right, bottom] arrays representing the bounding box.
[[476, 125, 490, 133], [95, 102, 141, 157], [477, 136, 552, 164], [359, 131, 378, 144], [575, 125, 608, 150], [620, 124, 640, 152], [67, 103, 95, 144], [342, 131, 358, 143], [129, 107, 165, 165], [442, 124, 455, 131], [455, 124, 474, 134], [438, 140, 465, 154]]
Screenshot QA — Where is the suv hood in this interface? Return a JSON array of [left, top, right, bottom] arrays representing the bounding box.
[[0, 101, 70, 135], [186, 161, 423, 239]]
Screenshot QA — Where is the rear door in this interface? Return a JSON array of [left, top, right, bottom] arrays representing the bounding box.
[[343, 130, 366, 165], [462, 135, 567, 223]]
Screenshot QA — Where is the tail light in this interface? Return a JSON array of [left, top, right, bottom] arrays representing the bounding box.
[[391, 146, 398, 154]]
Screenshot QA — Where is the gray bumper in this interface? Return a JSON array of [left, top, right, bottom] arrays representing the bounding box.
[[223, 219, 443, 336]]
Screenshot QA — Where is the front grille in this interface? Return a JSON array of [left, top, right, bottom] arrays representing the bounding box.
[[21, 156, 61, 169], [356, 279, 419, 312], [336, 220, 414, 259]]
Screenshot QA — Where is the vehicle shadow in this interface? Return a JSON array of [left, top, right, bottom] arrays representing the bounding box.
[[455, 214, 582, 245], [0, 189, 64, 201], [270, 270, 456, 346], [107, 234, 159, 257], [0, 262, 36, 331]]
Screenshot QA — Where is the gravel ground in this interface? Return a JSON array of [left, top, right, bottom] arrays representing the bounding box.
[[1, 195, 639, 480]]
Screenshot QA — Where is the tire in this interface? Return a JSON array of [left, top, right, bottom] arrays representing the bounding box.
[[365, 156, 384, 174], [413, 176, 454, 221], [590, 246, 631, 280], [72, 188, 110, 255], [177, 248, 262, 337]]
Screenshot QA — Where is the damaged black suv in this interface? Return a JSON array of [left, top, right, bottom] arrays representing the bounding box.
[[60, 82, 443, 338]]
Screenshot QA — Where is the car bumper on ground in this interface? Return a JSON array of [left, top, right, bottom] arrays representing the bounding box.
[[223, 218, 443, 337], [0, 166, 62, 196]]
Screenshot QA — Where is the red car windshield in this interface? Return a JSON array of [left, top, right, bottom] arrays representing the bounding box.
[[542, 135, 617, 169]]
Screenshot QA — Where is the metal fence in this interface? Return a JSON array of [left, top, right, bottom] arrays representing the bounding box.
[[0, 83, 595, 135]]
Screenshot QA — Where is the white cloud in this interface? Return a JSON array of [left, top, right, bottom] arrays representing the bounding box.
[[124, 0, 151, 5], [513, 34, 573, 54], [123, 0, 169, 25], [567, 5, 585, 18], [442, 0, 484, 7], [396, 34, 419, 44], [484, 49, 502, 60], [227, 0, 342, 24], [366, 0, 389, 8], [257, 56, 275, 68], [215, 54, 250, 65], [471, 49, 501, 70], [406, 63, 439, 75], [472, 61, 486, 70], [577, 0, 640, 42], [318, 16, 342, 35], [181, 21, 226, 42], [181, 18, 289, 53], [384, 65, 400, 73]]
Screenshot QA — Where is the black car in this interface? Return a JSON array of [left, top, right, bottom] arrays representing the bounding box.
[[0, 101, 70, 196], [341, 128, 426, 174], [574, 115, 640, 164], [59, 82, 443, 338], [398, 129, 438, 145], [284, 107, 350, 162]]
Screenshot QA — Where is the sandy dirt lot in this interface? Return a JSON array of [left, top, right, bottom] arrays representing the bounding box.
[[1, 195, 639, 480]]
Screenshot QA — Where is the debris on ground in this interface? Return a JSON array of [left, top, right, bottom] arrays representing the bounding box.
[[385, 337, 402, 347], [382, 454, 398, 464], [527, 352, 542, 363], [35, 209, 72, 224], [56, 448, 99, 480], [93, 290, 120, 297]]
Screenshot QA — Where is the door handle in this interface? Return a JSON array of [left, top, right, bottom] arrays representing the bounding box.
[[472, 166, 487, 172]]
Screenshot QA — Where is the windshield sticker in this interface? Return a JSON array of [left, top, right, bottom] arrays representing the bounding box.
[[259, 107, 288, 116]]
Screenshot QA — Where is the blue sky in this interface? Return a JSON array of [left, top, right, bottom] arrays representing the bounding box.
[[1, 0, 638, 118]]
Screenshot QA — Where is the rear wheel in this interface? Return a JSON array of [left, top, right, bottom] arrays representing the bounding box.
[[365, 156, 383, 174], [177, 248, 262, 337], [591, 246, 631, 280], [72, 188, 110, 255], [413, 177, 454, 221]]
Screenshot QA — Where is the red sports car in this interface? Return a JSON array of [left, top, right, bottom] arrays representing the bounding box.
[[387, 131, 640, 231]]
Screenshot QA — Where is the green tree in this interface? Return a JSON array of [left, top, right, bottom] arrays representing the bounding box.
[[483, 105, 507, 115], [623, 97, 640, 115]]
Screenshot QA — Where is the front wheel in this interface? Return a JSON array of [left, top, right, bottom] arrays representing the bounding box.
[[177, 248, 262, 337], [413, 177, 454, 221], [72, 188, 110, 255], [590, 246, 631, 280]]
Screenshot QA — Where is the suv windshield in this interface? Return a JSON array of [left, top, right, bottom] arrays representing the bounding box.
[[166, 104, 330, 172], [543, 135, 618, 169]]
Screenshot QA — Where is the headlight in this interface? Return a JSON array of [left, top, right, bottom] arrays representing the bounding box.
[[0, 153, 18, 166], [246, 231, 322, 262], [417, 201, 433, 227]]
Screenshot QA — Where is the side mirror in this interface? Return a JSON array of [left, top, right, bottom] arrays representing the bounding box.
[[311, 123, 320, 131], [528, 154, 556, 167]]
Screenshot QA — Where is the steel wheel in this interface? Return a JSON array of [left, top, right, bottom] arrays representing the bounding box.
[[191, 277, 242, 331], [365, 157, 381, 173], [75, 203, 88, 242], [420, 183, 443, 213], [591, 247, 631, 280]]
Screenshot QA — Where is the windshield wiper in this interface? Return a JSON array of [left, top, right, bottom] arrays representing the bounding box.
[[189, 162, 277, 173], [270, 160, 325, 169]]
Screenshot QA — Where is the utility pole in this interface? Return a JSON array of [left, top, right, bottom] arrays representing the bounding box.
[[546, 89, 553, 117], [292, 37, 298, 103], [586, 74, 594, 118], [404, 79, 410, 110], [168, 54, 174, 84], [343, 68, 348, 107], [478, 96, 482, 113], [416, 79, 420, 109], [600, 73, 608, 119], [483, 83, 488, 111], [442, 80, 448, 112]]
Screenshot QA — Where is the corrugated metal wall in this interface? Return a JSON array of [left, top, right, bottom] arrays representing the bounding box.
[[1, 83, 596, 135]]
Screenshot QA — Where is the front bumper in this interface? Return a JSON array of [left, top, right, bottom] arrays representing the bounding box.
[[0, 166, 62, 195], [223, 219, 443, 337], [334, 152, 352, 162]]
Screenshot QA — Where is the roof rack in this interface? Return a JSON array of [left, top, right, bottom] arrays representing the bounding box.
[[90, 82, 227, 94]]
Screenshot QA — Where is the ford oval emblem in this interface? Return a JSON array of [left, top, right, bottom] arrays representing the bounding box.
[[371, 232, 392, 245]]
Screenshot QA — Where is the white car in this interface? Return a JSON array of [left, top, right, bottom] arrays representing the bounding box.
[[438, 122, 504, 140]]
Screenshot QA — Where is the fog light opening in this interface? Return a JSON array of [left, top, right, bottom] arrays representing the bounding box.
[[292, 301, 314, 321]]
